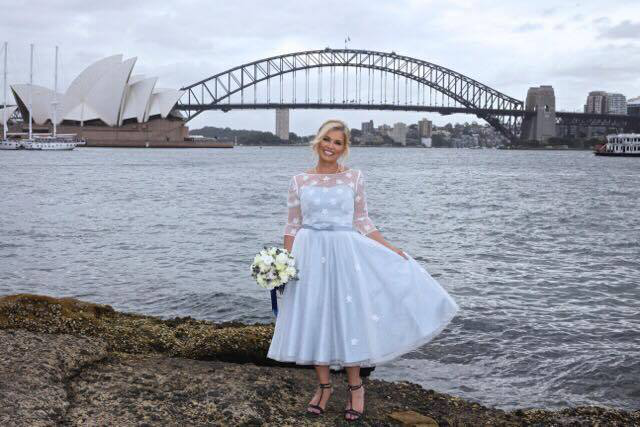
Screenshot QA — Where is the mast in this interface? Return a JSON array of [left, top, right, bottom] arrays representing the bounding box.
[[28, 43, 33, 140], [2, 41, 7, 140], [53, 45, 58, 137]]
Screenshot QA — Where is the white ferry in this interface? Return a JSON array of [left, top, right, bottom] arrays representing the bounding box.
[[22, 134, 81, 151], [2, 132, 84, 150], [594, 133, 640, 157]]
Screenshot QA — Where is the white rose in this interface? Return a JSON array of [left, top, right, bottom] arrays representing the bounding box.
[[268, 247, 277, 256], [280, 272, 289, 283], [275, 253, 289, 265], [285, 266, 296, 276], [287, 258, 295, 266], [254, 254, 262, 264], [261, 254, 274, 265]]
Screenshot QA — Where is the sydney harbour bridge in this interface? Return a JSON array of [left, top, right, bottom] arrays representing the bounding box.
[[175, 48, 640, 143]]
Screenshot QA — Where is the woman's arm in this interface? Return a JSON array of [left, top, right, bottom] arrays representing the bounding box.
[[284, 234, 295, 253], [354, 170, 407, 259], [364, 230, 407, 259], [283, 176, 302, 252]]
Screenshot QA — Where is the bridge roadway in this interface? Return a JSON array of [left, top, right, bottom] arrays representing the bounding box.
[[175, 103, 640, 128], [175, 103, 530, 117]]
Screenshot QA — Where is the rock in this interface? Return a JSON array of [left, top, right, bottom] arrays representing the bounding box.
[[0, 293, 275, 364], [0, 329, 108, 426], [388, 410, 439, 426], [1, 294, 639, 426]]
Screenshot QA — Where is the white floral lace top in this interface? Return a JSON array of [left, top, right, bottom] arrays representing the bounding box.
[[284, 168, 378, 237]]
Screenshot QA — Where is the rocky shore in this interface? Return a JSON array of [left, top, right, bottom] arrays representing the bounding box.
[[1, 294, 638, 426]]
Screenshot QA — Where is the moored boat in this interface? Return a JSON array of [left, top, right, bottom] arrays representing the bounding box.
[[594, 133, 640, 157], [1, 41, 19, 150], [15, 45, 80, 151]]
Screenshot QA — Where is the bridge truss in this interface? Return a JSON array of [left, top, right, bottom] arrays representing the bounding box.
[[177, 48, 526, 141]]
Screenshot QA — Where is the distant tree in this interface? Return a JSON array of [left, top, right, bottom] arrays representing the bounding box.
[[431, 134, 450, 147], [288, 132, 300, 142]]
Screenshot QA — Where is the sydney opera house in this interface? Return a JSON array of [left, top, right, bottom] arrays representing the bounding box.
[[9, 55, 228, 147]]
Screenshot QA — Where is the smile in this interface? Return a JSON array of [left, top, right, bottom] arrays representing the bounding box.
[[323, 150, 334, 156]]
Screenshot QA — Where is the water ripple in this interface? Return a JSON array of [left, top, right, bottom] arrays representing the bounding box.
[[0, 146, 638, 411]]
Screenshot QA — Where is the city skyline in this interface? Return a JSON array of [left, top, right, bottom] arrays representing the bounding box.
[[1, 0, 639, 134]]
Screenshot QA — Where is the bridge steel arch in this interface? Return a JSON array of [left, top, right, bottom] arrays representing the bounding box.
[[178, 48, 525, 141]]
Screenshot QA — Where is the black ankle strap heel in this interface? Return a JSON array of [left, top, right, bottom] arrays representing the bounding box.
[[345, 382, 364, 421], [306, 383, 333, 416]]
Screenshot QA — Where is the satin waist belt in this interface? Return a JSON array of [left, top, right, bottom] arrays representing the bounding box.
[[301, 224, 356, 232]]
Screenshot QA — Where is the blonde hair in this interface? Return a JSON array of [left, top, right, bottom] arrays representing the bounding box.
[[310, 119, 351, 165]]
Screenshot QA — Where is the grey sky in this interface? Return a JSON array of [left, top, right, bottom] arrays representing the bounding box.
[[1, 0, 639, 134]]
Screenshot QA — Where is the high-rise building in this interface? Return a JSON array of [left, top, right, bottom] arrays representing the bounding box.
[[389, 122, 407, 145], [628, 96, 640, 117], [275, 109, 289, 141], [607, 93, 627, 115], [584, 91, 608, 114], [361, 120, 374, 134], [418, 118, 432, 138]]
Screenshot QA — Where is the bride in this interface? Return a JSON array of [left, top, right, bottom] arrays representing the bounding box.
[[267, 119, 459, 421]]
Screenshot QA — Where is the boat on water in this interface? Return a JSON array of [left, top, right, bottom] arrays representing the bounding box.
[[594, 133, 640, 157], [1, 41, 19, 150], [21, 134, 81, 150], [1, 43, 81, 151], [0, 139, 20, 150]]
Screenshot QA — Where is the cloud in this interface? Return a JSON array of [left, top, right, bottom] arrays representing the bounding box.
[[515, 22, 543, 32], [2, 0, 640, 133], [600, 20, 640, 39], [592, 16, 610, 25]]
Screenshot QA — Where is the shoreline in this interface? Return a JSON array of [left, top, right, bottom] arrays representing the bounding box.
[[1, 294, 638, 425]]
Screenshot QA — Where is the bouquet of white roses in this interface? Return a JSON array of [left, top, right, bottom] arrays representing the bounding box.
[[251, 246, 298, 316], [251, 246, 298, 289]]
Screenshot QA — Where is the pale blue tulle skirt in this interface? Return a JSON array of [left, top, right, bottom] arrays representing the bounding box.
[[267, 226, 460, 368]]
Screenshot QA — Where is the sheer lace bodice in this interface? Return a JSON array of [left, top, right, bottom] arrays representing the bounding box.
[[284, 168, 377, 237]]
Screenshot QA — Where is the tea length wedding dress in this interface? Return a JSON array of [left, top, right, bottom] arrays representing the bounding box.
[[267, 168, 459, 368]]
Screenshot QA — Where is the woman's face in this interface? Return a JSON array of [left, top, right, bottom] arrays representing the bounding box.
[[317, 129, 346, 163]]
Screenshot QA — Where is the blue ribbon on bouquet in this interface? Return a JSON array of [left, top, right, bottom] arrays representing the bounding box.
[[270, 285, 285, 317]]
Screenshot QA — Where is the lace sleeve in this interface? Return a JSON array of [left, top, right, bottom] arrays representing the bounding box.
[[353, 170, 378, 236], [284, 176, 302, 237]]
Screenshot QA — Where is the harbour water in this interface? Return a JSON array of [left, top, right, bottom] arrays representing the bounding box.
[[1, 146, 638, 411]]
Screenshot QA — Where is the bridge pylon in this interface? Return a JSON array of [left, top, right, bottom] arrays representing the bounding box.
[[521, 85, 557, 142], [276, 108, 289, 141]]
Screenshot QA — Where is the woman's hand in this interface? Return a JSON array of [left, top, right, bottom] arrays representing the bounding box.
[[388, 245, 408, 260], [284, 235, 295, 253], [365, 230, 408, 260]]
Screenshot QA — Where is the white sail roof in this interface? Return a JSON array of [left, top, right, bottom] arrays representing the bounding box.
[[10, 84, 63, 125], [120, 76, 157, 124], [1, 105, 17, 125], [84, 57, 136, 126], [11, 54, 182, 126], [147, 88, 185, 120], [60, 54, 123, 124]]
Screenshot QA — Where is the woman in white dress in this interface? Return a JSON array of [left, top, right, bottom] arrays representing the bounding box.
[[267, 119, 459, 421]]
